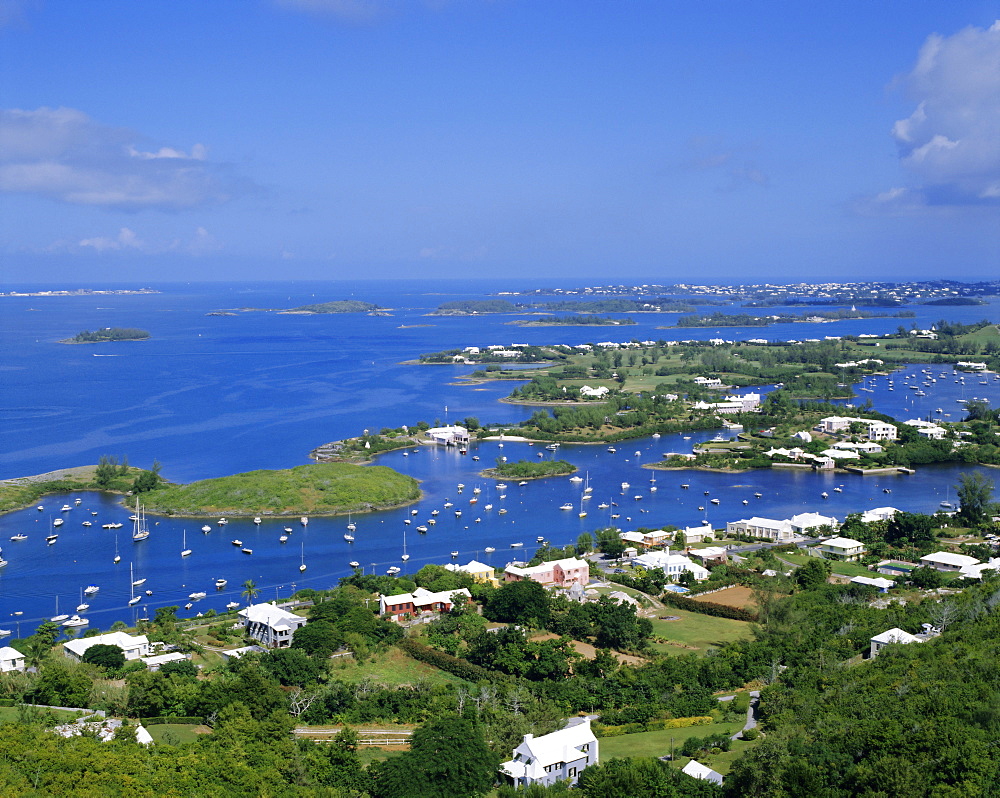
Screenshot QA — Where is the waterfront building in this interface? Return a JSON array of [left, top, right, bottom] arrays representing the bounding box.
[[238, 603, 308, 648], [815, 536, 866, 561], [379, 586, 472, 618], [63, 631, 150, 662]]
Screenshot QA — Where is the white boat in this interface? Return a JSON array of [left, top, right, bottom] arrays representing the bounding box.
[[61, 505, 71, 512], [537, 536, 545, 542], [578, 496, 587, 518], [457, 483, 465, 490], [473, 486, 482, 494], [36, 505, 43, 511], [84, 585, 99, 595], [300, 516, 308, 526], [428, 518, 436, 525], [181, 529, 192, 558], [242, 547, 253, 555], [218, 518, 228, 525], [821, 492, 829, 499], [484, 504, 493, 511], [284, 527, 293, 533], [201, 525, 212, 533], [498, 508, 507, 514], [102, 523, 116, 529], [0, 630, 10, 637], [280, 535, 289, 543], [621, 482, 630, 491], [253, 517, 262, 525], [598, 503, 609, 509], [450, 551, 459, 558], [10, 533, 27, 541], [484, 546, 495, 553], [63, 615, 89, 628], [226, 601, 239, 610], [560, 503, 574, 511], [188, 591, 207, 600], [430, 509, 440, 516], [496, 483, 507, 490], [387, 566, 401, 575], [113, 533, 121, 564], [75, 498, 81, 505], [132, 502, 150, 542], [710, 498, 720, 505], [52, 518, 64, 527], [347, 513, 356, 532], [455, 510, 462, 517], [132, 577, 147, 587], [299, 542, 306, 572], [51, 596, 69, 622], [518, 481, 528, 486], [349, 560, 360, 568], [569, 475, 583, 483], [215, 578, 227, 589], [511, 542, 523, 548], [444, 502, 454, 508], [344, 532, 355, 541], [416, 525, 428, 533], [401, 527, 409, 561], [231, 539, 243, 546], [607, 447, 616, 453]]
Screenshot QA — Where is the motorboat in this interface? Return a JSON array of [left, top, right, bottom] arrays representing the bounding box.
[[348, 561, 360, 568], [53, 518, 64, 527], [82, 520, 92, 527], [188, 591, 207, 600], [226, 601, 239, 610], [253, 517, 262, 525], [455, 510, 462, 517], [430, 509, 440, 516], [518, 481, 528, 486], [284, 527, 293, 533], [279, 534, 289, 543], [443, 501, 454, 508], [215, 579, 228, 589], [63, 615, 89, 628], [10, 534, 27, 541], [416, 525, 428, 533], [37, 505, 44, 511], [241, 547, 253, 555], [450, 551, 459, 558], [560, 503, 574, 511], [484, 546, 495, 553], [84, 585, 100, 595], [201, 525, 212, 533], [710, 498, 720, 505], [231, 539, 243, 546], [498, 508, 507, 514], [511, 542, 523, 548], [61, 505, 71, 512], [496, 483, 507, 490]]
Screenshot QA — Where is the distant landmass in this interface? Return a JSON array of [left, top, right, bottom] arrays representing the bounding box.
[[209, 299, 384, 315], [60, 327, 151, 344], [430, 298, 696, 315], [507, 314, 637, 327], [1, 288, 159, 298], [920, 297, 987, 306]]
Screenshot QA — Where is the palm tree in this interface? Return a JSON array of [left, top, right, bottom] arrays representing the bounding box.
[[241, 579, 260, 605]]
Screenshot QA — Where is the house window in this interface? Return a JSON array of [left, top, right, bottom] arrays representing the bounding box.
[[569, 767, 577, 779]]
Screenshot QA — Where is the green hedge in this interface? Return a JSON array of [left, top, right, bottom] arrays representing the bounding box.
[[141, 716, 206, 726], [594, 716, 714, 738], [0, 699, 14, 707], [661, 592, 759, 623], [397, 638, 494, 683]]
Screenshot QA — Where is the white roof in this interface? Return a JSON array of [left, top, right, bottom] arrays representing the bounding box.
[[505, 557, 588, 577], [683, 523, 713, 535], [682, 760, 724, 784], [141, 652, 189, 668], [821, 536, 864, 550], [0, 646, 24, 660], [871, 627, 921, 645], [501, 719, 597, 780], [238, 602, 307, 630], [920, 552, 979, 568], [63, 631, 149, 658], [382, 587, 471, 607], [861, 506, 898, 523], [960, 558, 1000, 579], [135, 725, 154, 745], [789, 512, 838, 529], [735, 516, 788, 530], [850, 576, 895, 589]]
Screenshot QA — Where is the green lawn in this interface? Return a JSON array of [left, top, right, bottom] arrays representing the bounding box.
[[146, 723, 211, 745], [672, 735, 764, 776], [330, 645, 470, 687], [599, 721, 745, 760], [357, 746, 406, 767], [779, 550, 874, 578], [647, 609, 752, 656], [0, 706, 82, 725]]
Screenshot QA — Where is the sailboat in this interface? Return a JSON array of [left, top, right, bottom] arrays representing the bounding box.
[[181, 529, 192, 557], [940, 485, 954, 509], [344, 512, 355, 541], [583, 471, 593, 493], [129, 564, 141, 605], [578, 496, 587, 519], [76, 588, 89, 613], [113, 533, 121, 564], [299, 541, 306, 572], [51, 596, 69, 623], [401, 527, 409, 561], [132, 501, 150, 542]]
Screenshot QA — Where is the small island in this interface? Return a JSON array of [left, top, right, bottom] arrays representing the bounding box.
[[140, 462, 420, 517], [481, 458, 577, 480], [60, 327, 151, 343], [210, 299, 384, 315]]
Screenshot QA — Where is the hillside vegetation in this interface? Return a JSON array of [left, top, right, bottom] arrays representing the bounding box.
[[143, 463, 420, 516]]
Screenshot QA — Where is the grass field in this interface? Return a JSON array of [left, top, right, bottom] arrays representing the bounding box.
[[690, 585, 759, 610], [599, 721, 745, 760], [0, 706, 82, 725], [779, 551, 874, 578], [329, 645, 469, 687], [146, 723, 211, 745], [647, 609, 752, 655]]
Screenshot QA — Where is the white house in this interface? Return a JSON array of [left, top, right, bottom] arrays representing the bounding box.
[[815, 536, 866, 561], [919, 552, 980, 573], [0, 646, 25, 672], [63, 631, 150, 662], [861, 506, 898, 523], [682, 760, 724, 786], [238, 603, 308, 648], [791, 430, 813, 443], [693, 376, 724, 389], [632, 550, 709, 581], [579, 385, 610, 398], [959, 558, 1000, 580], [501, 719, 598, 788], [850, 576, 895, 593], [865, 421, 898, 441], [727, 516, 794, 542], [424, 425, 470, 447], [869, 627, 921, 658], [679, 524, 714, 545], [787, 512, 839, 535]]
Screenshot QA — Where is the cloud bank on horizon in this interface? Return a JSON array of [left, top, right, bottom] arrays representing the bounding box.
[[0, 3, 997, 282]]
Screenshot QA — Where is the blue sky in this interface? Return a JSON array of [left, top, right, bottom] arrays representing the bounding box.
[[1, 0, 998, 284]]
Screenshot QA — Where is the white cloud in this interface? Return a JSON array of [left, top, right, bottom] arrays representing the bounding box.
[[888, 21, 1000, 206], [0, 107, 251, 210], [79, 227, 144, 253]]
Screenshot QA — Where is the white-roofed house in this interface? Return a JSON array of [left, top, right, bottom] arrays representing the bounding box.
[[726, 517, 794, 542], [788, 512, 839, 535], [679, 524, 714, 545], [959, 558, 1000, 580], [500, 718, 598, 788], [682, 759, 724, 785], [869, 627, 922, 658], [919, 552, 980, 573], [0, 646, 25, 672], [63, 631, 150, 662], [424, 425, 470, 447], [791, 430, 812, 443], [850, 576, 895, 593], [238, 602, 308, 648], [632, 550, 709, 581], [861, 506, 898, 523], [687, 546, 728, 566], [815, 537, 866, 562], [379, 587, 472, 619]]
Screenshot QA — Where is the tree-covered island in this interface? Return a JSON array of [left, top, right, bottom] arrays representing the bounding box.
[[210, 299, 384, 315], [666, 308, 915, 328], [480, 458, 577, 480], [429, 298, 696, 315], [60, 327, 151, 343], [506, 314, 638, 327]]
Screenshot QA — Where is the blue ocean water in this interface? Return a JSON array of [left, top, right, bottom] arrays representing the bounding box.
[[1, 280, 998, 632]]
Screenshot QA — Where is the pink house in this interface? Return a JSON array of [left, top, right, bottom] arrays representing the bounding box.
[[503, 557, 590, 587]]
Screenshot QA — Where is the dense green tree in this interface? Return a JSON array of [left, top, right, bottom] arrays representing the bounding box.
[[371, 715, 498, 798], [259, 647, 320, 686], [241, 579, 260, 604], [794, 558, 831, 590], [956, 471, 995, 527], [81, 643, 126, 670], [577, 757, 723, 797], [291, 620, 342, 659], [484, 579, 551, 626]]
